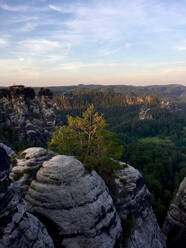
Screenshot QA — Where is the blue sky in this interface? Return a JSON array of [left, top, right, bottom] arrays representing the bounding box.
[[0, 0, 186, 86]]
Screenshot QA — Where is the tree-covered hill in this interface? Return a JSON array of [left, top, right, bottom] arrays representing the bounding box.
[[34, 83, 186, 102]]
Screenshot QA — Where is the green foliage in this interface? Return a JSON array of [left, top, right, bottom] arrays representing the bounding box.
[[0, 124, 27, 152], [48, 105, 124, 176], [55, 99, 186, 226]]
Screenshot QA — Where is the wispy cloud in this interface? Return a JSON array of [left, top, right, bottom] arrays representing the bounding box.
[[175, 45, 186, 51], [0, 3, 28, 12], [0, 38, 9, 47], [1, 0, 186, 85], [17, 39, 67, 54]]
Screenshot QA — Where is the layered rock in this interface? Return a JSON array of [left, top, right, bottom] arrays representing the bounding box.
[[112, 164, 166, 248], [12, 148, 122, 248], [10, 147, 55, 195], [163, 177, 186, 248], [0, 147, 54, 248], [0, 85, 56, 145]]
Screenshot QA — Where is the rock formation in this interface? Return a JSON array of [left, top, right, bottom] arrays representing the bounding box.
[[11, 148, 122, 248], [11, 147, 167, 248], [0, 85, 56, 145], [163, 177, 186, 248], [54, 90, 159, 111], [0, 143, 15, 157], [112, 164, 166, 248], [139, 106, 153, 120], [0, 147, 54, 248], [10, 147, 55, 195]]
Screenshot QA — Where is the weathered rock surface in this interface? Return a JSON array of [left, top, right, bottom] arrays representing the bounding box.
[[163, 177, 186, 248], [0, 147, 54, 248], [112, 164, 166, 248], [12, 148, 122, 248], [10, 147, 55, 195], [0, 85, 56, 145]]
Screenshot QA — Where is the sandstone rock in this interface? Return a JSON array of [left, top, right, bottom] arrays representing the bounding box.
[[112, 164, 166, 248], [10, 147, 55, 195], [0, 143, 15, 157], [139, 106, 153, 120], [0, 147, 54, 248], [12, 148, 122, 248], [0, 85, 56, 146], [163, 177, 186, 248]]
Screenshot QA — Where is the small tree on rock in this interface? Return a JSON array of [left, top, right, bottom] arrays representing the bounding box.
[[48, 105, 123, 176]]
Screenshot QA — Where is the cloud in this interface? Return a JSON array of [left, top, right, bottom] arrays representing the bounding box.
[[48, 4, 72, 14], [0, 3, 28, 12], [17, 39, 69, 54], [19, 57, 25, 62], [19, 23, 39, 32], [175, 45, 186, 51], [0, 38, 9, 47], [48, 1, 186, 41]]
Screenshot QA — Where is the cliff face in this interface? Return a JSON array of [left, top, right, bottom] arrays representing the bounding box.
[[0, 85, 56, 145], [0, 147, 54, 248], [163, 177, 186, 248], [54, 91, 159, 111], [112, 164, 166, 248], [11, 147, 166, 248]]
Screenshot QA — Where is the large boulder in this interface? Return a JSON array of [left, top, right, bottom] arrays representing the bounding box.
[[163, 177, 186, 248], [0, 147, 54, 248], [112, 164, 166, 248], [11, 148, 122, 248]]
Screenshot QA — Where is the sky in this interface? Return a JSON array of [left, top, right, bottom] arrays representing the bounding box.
[[0, 0, 186, 87]]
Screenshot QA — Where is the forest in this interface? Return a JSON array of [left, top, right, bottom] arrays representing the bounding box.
[[54, 90, 186, 225], [0, 86, 186, 226]]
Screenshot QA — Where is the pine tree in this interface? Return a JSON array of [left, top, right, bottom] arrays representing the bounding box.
[[48, 104, 123, 175]]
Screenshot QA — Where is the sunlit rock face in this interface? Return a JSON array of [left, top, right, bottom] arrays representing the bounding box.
[[12, 148, 122, 248], [0, 147, 54, 248], [0, 85, 56, 145], [112, 164, 166, 248], [163, 177, 186, 248]]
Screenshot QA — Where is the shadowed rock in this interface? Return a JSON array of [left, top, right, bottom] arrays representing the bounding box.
[[163, 177, 186, 248], [0, 85, 56, 146], [0, 143, 15, 157], [0, 147, 54, 248], [112, 164, 166, 248]]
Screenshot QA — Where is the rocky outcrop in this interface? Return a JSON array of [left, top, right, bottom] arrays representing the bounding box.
[[163, 177, 186, 248], [139, 106, 153, 120], [0, 85, 56, 145], [54, 90, 159, 111], [160, 100, 181, 112], [0, 147, 54, 248], [112, 164, 166, 248], [0, 143, 15, 157], [10, 147, 55, 195], [11, 148, 122, 248]]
